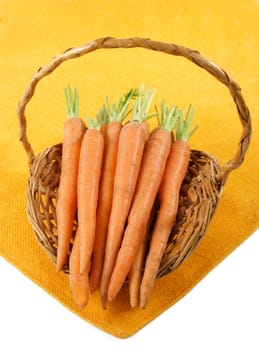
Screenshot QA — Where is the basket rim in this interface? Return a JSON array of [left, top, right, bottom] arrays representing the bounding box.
[[17, 36, 252, 185]]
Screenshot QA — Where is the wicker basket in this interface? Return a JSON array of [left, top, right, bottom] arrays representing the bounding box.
[[17, 37, 251, 277]]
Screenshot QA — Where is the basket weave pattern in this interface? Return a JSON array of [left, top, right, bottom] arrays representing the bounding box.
[[17, 37, 251, 277]]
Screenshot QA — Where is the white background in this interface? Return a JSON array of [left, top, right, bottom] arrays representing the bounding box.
[[0, 228, 258, 350]]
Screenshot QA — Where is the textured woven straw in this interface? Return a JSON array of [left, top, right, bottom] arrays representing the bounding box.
[[17, 37, 251, 277]]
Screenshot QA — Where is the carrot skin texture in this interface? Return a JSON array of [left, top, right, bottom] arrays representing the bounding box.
[[56, 118, 86, 272], [78, 129, 104, 274], [90, 121, 122, 293], [107, 128, 172, 302], [100, 123, 107, 138], [128, 202, 157, 308], [69, 228, 90, 309], [100, 121, 148, 308], [140, 140, 190, 308]]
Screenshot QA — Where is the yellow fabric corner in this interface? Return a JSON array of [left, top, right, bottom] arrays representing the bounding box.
[[0, 0, 259, 338]]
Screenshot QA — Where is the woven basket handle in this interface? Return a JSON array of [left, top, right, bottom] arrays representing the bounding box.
[[17, 37, 251, 185]]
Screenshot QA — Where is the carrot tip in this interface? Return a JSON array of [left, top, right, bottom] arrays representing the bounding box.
[[107, 292, 116, 303], [90, 284, 97, 295], [77, 302, 87, 310], [139, 290, 150, 309], [130, 297, 138, 308], [89, 275, 99, 294], [72, 285, 89, 309], [101, 295, 108, 309], [56, 261, 63, 273], [139, 299, 148, 309], [79, 265, 87, 275]]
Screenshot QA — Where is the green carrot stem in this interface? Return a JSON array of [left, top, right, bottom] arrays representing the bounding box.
[[175, 104, 198, 141], [131, 84, 157, 123], [86, 116, 101, 131], [64, 84, 79, 118], [105, 88, 138, 123], [158, 101, 178, 132], [96, 105, 109, 125]]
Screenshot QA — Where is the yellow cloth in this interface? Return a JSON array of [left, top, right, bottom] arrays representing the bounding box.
[[0, 0, 258, 338]]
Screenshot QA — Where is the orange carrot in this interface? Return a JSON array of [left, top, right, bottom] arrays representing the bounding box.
[[107, 103, 177, 302], [128, 201, 157, 308], [100, 85, 156, 308], [90, 89, 137, 293], [78, 117, 104, 275], [56, 85, 86, 272], [97, 104, 109, 137], [140, 105, 197, 308], [69, 228, 90, 309], [100, 122, 108, 138]]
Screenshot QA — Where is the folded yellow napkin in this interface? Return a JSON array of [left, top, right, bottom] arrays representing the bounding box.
[[0, 0, 258, 338]]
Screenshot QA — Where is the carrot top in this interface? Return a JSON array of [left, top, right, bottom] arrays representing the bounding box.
[[175, 104, 198, 141], [104, 88, 139, 123], [64, 84, 79, 118], [157, 101, 178, 132], [96, 104, 109, 125], [85, 116, 101, 131], [131, 85, 157, 123]]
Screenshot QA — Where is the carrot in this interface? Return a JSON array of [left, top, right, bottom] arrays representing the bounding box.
[[90, 89, 138, 293], [128, 201, 158, 308], [139, 105, 198, 308], [78, 117, 104, 275], [96, 104, 109, 137], [107, 102, 178, 302], [69, 228, 90, 309], [100, 85, 156, 308], [56, 85, 86, 272]]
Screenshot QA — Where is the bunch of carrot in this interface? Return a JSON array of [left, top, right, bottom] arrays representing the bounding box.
[[56, 84, 197, 309]]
